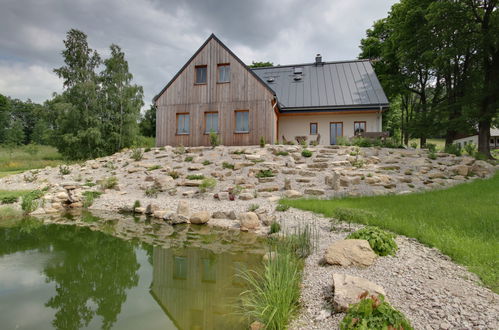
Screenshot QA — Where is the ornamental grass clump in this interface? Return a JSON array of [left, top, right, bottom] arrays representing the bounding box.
[[347, 226, 397, 256], [340, 293, 413, 330], [255, 169, 274, 178]]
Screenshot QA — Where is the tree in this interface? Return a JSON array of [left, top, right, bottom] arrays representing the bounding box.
[[0, 94, 9, 143], [248, 61, 274, 68], [4, 119, 25, 146], [139, 104, 156, 137], [100, 44, 144, 153]]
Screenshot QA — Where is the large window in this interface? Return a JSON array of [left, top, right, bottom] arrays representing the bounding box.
[[354, 121, 366, 135], [218, 64, 230, 83], [205, 112, 219, 134], [177, 113, 190, 134], [235, 110, 249, 133], [195, 65, 207, 84], [173, 256, 187, 280], [310, 122, 318, 135]]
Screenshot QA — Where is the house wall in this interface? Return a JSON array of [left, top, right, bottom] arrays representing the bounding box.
[[278, 111, 381, 145], [155, 38, 276, 147], [454, 135, 499, 149]]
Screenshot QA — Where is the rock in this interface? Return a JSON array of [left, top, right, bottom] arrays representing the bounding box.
[[257, 185, 279, 192], [169, 214, 189, 225], [324, 239, 377, 267], [227, 210, 237, 220], [239, 192, 254, 200], [283, 190, 302, 199], [308, 162, 328, 169], [154, 176, 175, 191], [211, 211, 227, 219], [188, 164, 203, 171], [218, 192, 230, 200], [234, 176, 246, 185], [245, 154, 261, 160], [184, 179, 202, 187], [472, 160, 494, 177], [239, 212, 260, 230], [452, 164, 469, 176], [56, 192, 68, 200], [177, 200, 190, 217], [304, 188, 325, 195], [332, 273, 386, 312], [190, 211, 210, 224], [145, 204, 159, 214], [340, 177, 351, 187], [283, 178, 292, 190], [325, 172, 339, 190], [153, 210, 168, 218], [250, 321, 265, 330], [134, 207, 146, 214], [429, 171, 446, 179]]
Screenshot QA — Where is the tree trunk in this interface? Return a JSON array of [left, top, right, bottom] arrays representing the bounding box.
[[478, 118, 491, 158]]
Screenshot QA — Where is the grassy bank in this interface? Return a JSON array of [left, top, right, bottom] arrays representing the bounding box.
[[0, 145, 65, 178], [281, 173, 499, 293]]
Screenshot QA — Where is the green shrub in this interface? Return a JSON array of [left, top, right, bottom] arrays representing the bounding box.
[[309, 140, 318, 147], [168, 170, 180, 179], [275, 151, 289, 156], [209, 131, 220, 148], [23, 171, 38, 183], [202, 160, 212, 166], [1, 195, 18, 204], [428, 151, 437, 160], [269, 220, 281, 234], [184, 156, 193, 162], [300, 140, 308, 148], [351, 137, 372, 147], [255, 169, 274, 178], [232, 150, 246, 155], [186, 174, 205, 180], [463, 143, 477, 156], [333, 207, 376, 223], [410, 141, 418, 149], [145, 186, 160, 198], [159, 146, 165, 151], [199, 178, 217, 193], [231, 185, 243, 195], [248, 204, 260, 212], [147, 165, 161, 171], [100, 177, 118, 190], [337, 136, 352, 146], [259, 136, 266, 148], [275, 204, 290, 212], [82, 191, 102, 208], [130, 148, 144, 161], [83, 181, 96, 187], [222, 162, 235, 170], [59, 165, 71, 175], [174, 144, 186, 154], [133, 200, 141, 209], [21, 190, 43, 214], [347, 226, 398, 256], [144, 147, 151, 152], [426, 143, 437, 152], [301, 149, 312, 157], [444, 143, 462, 156], [340, 294, 412, 330]]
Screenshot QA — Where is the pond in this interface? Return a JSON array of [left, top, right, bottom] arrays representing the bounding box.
[[0, 214, 266, 330]]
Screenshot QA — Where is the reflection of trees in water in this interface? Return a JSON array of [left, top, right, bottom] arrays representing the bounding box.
[[0, 224, 140, 330]]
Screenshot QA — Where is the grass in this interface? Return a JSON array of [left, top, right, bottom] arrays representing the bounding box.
[[408, 138, 445, 150], [281, 173, 499, 292], [0, 145, 65, 177]]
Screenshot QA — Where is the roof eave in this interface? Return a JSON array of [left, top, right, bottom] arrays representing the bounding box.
[[279, 104, 389, 113]]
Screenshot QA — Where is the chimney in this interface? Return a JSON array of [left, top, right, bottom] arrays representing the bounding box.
[[315, 54, 323, 65]]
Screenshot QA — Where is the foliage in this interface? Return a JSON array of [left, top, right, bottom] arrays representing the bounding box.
[[259, 136, 266, 148], [274, 151, 289, 156], [144, 186, 159, 198], [347, 226, 398, 256], [275, 204, 290, 212], [444, 143, 462, 156], [281, 173, 499, 292], [174, 144, 186, 154], [133, 200, 141, 209], [202, 160, 212, 166], [248, 61, 274, 68], [464, 143, 477, 156], [186, 174, 205, 180], [209, 130, 220, 148], [199, 178, 216, 193], [147, 165, 161, 171], [82, 191, 102, 208], [138, 104, 156, 137], [247, 204, 259, 212], [168, 170, 180, 179], [340, 293, 413, 330], [130, 147, 143, 161], [58, 164, 71, 175], [301, 149, 312, 157], [269, 221, 281, 234], [99, 176, 118, 190], [255, 169, 274, 178], [184, 156, 193, 162], [222, 162, 235, 170], [21, 190, 43, 214], [1, 195, 18, 204]]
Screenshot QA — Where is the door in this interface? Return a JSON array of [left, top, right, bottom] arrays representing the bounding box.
[[330, 122, 343, 145]]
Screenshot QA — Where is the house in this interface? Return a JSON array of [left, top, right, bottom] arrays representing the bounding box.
[[453, 128, 499, 149], [154, 34, 389, 147]]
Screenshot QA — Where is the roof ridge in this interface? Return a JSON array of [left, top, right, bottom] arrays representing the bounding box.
[[250, 59, 370, 70]]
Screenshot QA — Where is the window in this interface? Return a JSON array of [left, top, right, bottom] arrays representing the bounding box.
[[201, 257, 216, 283], [195, 65, 207, 84], [354, 121, 366, 135], [235, 110, 249, 133], [173, 256, 187, 280], [310, 123, 318, 135], [218, 64, 230, 83], [177, 113, 190, 134], [491, 138, 495, 144], [205, 112, 219, 134]]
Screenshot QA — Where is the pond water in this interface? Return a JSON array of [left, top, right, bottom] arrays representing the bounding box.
[[0, 215, 265, 330]]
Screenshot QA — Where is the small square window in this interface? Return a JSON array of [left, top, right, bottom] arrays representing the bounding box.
[[195, 65, 207, 84], [177, 113, 190, 134], [235, 111, 249, 133], [310, 123, 318, 135], [354, 121, 366, 135], [218, 64, 230, 83]]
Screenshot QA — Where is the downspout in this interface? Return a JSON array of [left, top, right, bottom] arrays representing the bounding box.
[[378, 105, 383, 132], [272, 97, 279, 143]]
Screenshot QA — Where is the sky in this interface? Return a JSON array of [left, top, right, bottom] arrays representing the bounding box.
[[0, 0, 397, 107]]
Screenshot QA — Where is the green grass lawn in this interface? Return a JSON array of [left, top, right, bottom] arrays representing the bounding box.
[[0, 145, 65, 177], [408, 138, 445, 150], [281, 173, 499, 293]]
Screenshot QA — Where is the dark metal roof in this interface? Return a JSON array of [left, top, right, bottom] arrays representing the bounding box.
[[251, 60, 389, 111]]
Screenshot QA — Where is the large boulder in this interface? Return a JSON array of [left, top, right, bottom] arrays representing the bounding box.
[[324, 239, 377, 267], [472, 160, 495, 178], [190, 211, 210, 224], [332, 273, 386, 312], [154, 176, 175, 191], [239, 212, 260, 230]]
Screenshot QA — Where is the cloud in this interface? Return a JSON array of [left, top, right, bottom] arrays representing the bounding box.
[[0, 0, 397, 105]]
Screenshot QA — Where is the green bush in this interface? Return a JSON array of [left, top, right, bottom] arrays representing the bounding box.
[[100, 176, 118, 190], [301, 149, 312, 157], [444, 143, 462, 156], [464, 143, 477, 156], [202, 160, 212, 166], [337, 136, 351, 146], [275, 151, 289, 156], [340, 294, 412, 330], [410, 141, 418, 149], [147, 165, 161, 171], [259, 136, 266, 148], [209, 131, 220, 148], [130, 148, 144, 161], [275, 204, 290, 212], [21, 190, 43, 214], [199, 178, 216, 193], [144, 147, 151, 152], [347, 226, 398, 256], [256, 169, 274, 178], [426, 143, 437, 152], [82, 191, 102, 208], [145, 186, 160, 198], [186, 174, 205, 180], [168, 170, 180, 179], [184, 156, 193, 162], [59, 165, 71, 175], [428, 151, 437, 160], [269, 220, 281, 234], [351, 137, 372, 147], [222, 162, 235, 170], [1, 195, 18, 204]]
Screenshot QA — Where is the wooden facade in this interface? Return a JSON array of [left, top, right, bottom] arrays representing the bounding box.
[[155, 35, 276, 147]]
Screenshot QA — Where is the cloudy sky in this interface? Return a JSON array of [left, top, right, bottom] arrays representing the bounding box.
[[0, 0, 396, 107]]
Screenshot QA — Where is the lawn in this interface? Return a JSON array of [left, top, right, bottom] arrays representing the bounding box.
[[408, 138, 445, 150], [0, 145, 65, 178], [281, 173, 499, 293]]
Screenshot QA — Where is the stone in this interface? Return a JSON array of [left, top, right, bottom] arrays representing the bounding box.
[[340, 177, 351, 187], [283, 178, 292, 190], [239, 193, 254, 200], [304, 188, 325, 195], [325, 172, 339, 190], [428, 172, 446, 179], [177, 200, 190, 217], [245, 154, 261, 160], [134, 207, 146, 214], [56, 192, 68, 200], [188, 164, 203, 171], [324, 239, 377, 267], [234, 176, 246, 185], [452, 164, 469, 176], [154, 176, 175, 191], [211, 211, 227, 219], [250, 321, 265, 330], [332, 273, 386, 312], [257, 185, 279, 192], [127, 167, 141, 173], [184, 179, 202, 187], [283, 190, 302, 198], [218, 192, 230, 200], [308, 162, 328, 169], [153, 210, 168, 218], [145, 204, 159, 214], [190, 211, 210, 224], [227, 210, 237, 220], [168, 214, 189, 225], [239, 212, 260, 230], [472, 160, 495, 177]]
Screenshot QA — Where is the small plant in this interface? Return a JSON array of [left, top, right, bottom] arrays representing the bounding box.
[[199, 178, 217, 193], [59, 165, 71, 176], [82, 191, 102, 208], [259, 136, 266, 148], [174, 144, 186, 154], [133, 200, 141, 210], [21, 190, 43, 214], [367, 173, 372, 177], [232, 149, 246, 155], [105, 161, 117, 170], [269, 220, 281, 234], [159, 146, 166, 151], [222, 162, 235, 170], [444, 143, 462, 156], [275, 204, 290, 212], [347, 226, 398, 256], [1, 195, 18, 204], [231, 185, 243, 195], [247, 204, 260, 212], [186, 174, 205, 180], [256, 169, 275, 178], [209, 130, 220, 148], [83, 181, 96, 187], [428, 151, 437, 160], [463, 143, 477, 156], [301, 149, 312, 157], [202, 160, 212, 166], [144, 147, 151, 152], [300, 140, 308, 148], [410, 141, 418, 149], [309, 140, 318, 147], [130, 147, 144, 161], [168, 170, 180, 179], [100, 176, 118, 190], [147, 165, 162, 171], [340, 293, 413, 330], [145, 186, 160, 198], [426, 143, 437, 153], [350, 147, 364, 168], [23, 171, 38, 183], [337, 136, 352, 146], [275, 151, 289, 156], [184, 156, 193, 162]]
